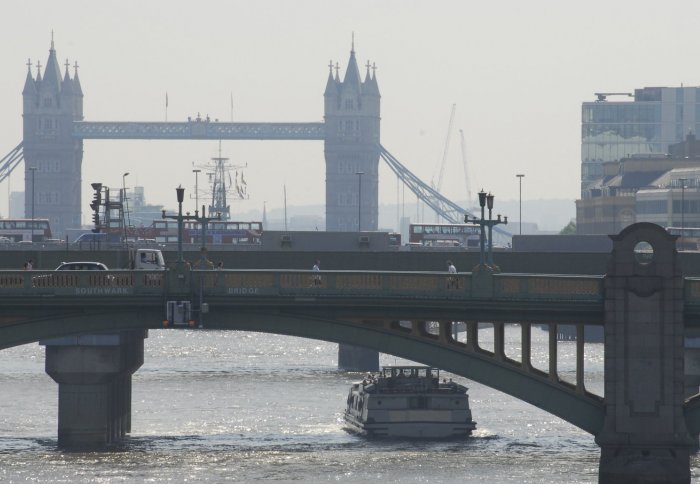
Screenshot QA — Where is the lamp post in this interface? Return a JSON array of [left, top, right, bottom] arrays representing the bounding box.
[[516, 174, 525, 235], [680, 178, 688, 247], [466, 189, 508, 270], [162, 186, 221, 268], [356, 171, 364, 232], [162, 186, 186, 264], [193, 169, 201, 211], [478, 190, 487, 266], [29, 166, 37, 242], [122, 172, 130, 242]]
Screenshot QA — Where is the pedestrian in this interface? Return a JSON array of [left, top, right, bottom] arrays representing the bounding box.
[[26, 259, 33, 271], [446, 260, 458, 289], [216, 261, 224, 270], [312, 259, 321, 286]]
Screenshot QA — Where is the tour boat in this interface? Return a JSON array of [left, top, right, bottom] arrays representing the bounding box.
[[343, 366, 476, 438]]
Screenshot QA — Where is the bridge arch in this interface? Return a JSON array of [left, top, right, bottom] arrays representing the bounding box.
[[1, 306, 604, 435]]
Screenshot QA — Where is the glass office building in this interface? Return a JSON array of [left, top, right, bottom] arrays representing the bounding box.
[[581, 87, 700, 194]]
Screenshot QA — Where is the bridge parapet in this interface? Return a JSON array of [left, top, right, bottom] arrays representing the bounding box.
[[0, 270, 165, 296], [0, 269, 609, 305]]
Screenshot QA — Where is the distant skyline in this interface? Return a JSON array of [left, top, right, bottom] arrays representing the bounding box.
[[2, 0, 700, 225]]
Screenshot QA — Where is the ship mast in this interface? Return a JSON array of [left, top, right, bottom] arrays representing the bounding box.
[[195, 142, 249, 221]]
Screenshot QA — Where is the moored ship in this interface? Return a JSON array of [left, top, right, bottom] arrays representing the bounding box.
[[343, 366, 476, 438]]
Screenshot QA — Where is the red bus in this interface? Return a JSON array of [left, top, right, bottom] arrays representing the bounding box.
[[0, 218, 52, 242], [409, 223, 480, 248], [132, 220, 263, 245]]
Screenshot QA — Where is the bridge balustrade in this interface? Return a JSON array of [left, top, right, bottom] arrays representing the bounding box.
[[0, 270, 165, 295], [0, 269, 609, 303]]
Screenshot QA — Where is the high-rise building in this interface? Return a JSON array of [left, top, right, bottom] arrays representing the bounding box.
[[581, 87, 700, 195]]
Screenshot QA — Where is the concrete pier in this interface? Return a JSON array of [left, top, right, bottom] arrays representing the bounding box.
[[597, 223, 694, 483], [42, 330, 145, 449]]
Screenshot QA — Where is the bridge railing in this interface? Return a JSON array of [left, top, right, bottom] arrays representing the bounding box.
[[0, 270, 166, 296], [0, 269, 607, 302], [195, 270, 605, 302], [492, 273, 605, 301]]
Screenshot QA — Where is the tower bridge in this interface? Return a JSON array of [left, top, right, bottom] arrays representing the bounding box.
[[1, 38, 497, 239], [0, 222, 699, 482]]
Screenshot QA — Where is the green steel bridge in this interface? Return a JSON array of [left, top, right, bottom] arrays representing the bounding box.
[[0, 223, 698, 482]]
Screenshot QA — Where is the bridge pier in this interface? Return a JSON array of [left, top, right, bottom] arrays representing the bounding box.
[[597, 223, 693, 484], [41, 330, 145, 449]]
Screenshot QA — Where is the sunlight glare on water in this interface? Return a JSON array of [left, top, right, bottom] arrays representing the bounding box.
[[0, 327, 697, 482]]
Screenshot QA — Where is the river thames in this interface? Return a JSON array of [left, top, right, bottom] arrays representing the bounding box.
[[1, 326, 698, 483]]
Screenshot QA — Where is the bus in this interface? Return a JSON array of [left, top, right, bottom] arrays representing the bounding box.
[[142, 220, 263, 245], [409, 223, 481, 248], [665, 227, 700, 251], [0, 218, 52, 242]]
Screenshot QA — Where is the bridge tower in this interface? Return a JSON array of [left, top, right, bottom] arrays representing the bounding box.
[[22, 37, 84, 237], [323, 42, 380, 232], [598, 223, 694, 483]]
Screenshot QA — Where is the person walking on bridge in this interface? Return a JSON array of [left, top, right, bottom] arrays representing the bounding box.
[[312, 259, 321, 287], [446, 260, 458, 289]]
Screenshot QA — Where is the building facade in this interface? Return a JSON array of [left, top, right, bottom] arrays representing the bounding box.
[[22, 39, 84, 238], [576, 134, 700, 234], [582, 87, 700, 195], [323, 45, 380, 232]]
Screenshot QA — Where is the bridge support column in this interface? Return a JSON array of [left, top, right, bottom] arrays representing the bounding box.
[[42, 330, 146, 449], [597, 223, 693, 484]]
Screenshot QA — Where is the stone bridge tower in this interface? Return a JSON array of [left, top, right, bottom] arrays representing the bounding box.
[[22, 38, 84, 238], [323, 43, 380, 232]]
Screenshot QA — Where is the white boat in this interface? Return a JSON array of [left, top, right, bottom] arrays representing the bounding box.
[[343, 366, 477, 438]]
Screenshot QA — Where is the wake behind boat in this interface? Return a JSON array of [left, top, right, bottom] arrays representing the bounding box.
[[343, 366, 476, 438]]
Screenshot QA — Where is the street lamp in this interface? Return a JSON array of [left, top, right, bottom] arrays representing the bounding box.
[[516, 174, 525, 235], [467, 188, 507, 270], [680, 178, 688, 247], [122, 172, 130, 241], [356, 171, 364, 232], [193, 169, 201, 210], [478, 189, 487, 266], [29, 166, 37, 242]]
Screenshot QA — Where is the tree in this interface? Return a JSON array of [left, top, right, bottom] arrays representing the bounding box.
[[559, 220, 576, 235]]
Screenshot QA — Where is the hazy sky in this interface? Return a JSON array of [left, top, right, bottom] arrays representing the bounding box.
[[1, 0, 699, 222]]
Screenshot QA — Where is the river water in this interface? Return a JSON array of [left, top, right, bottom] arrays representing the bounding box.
[[1, 326, 698, 483]]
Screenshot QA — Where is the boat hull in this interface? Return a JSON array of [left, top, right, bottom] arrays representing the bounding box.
[[344, 412, 476, 438]]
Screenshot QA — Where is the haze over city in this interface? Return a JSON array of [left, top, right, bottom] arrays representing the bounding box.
[[1, 0, 699, 229]]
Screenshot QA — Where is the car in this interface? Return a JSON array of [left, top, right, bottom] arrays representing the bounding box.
[[55, 261, 108, 271], [0, 236, 11, 244]]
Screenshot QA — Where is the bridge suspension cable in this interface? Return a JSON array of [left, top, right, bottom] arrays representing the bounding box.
[[379, 144, 511, 240], [0, 142, 24, 184]]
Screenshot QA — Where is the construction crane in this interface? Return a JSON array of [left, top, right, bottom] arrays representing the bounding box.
[[431, 104, 456, 222], [459, 129, 472, 207], [434, 104, 456, 193]]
